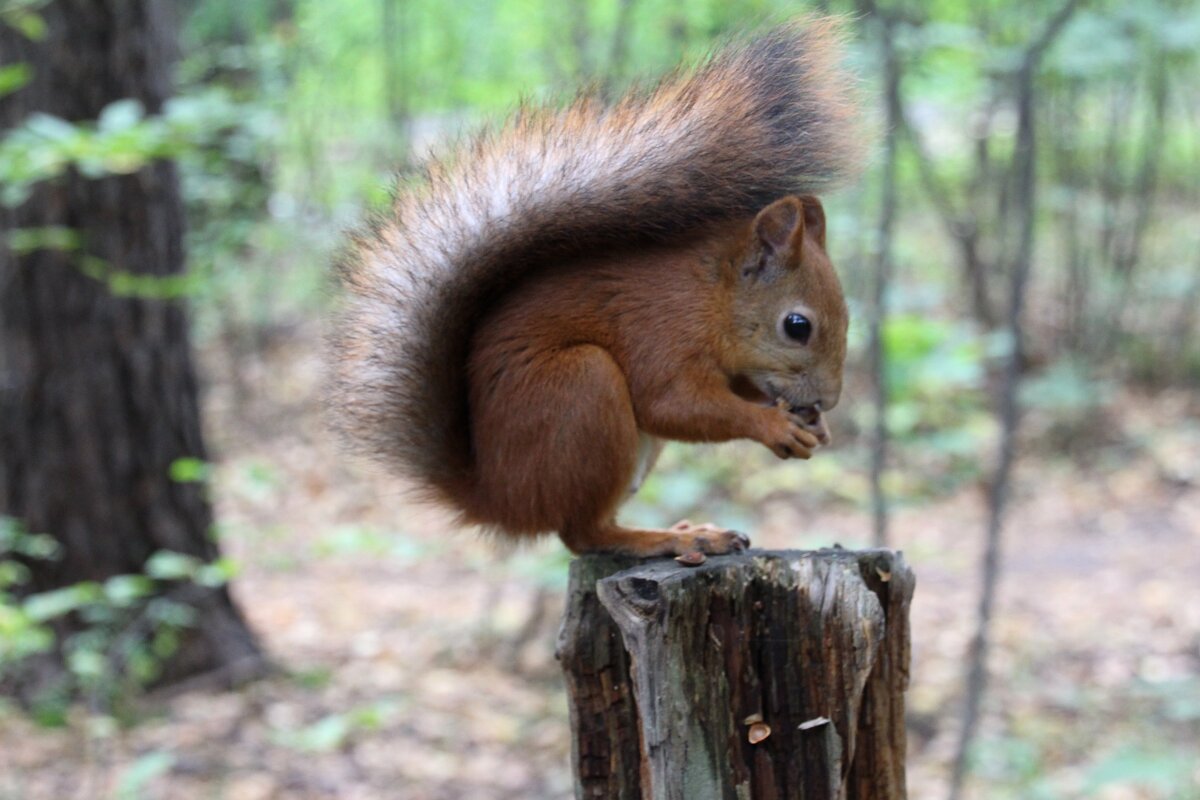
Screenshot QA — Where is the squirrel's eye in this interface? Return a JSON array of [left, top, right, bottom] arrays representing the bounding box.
[[783, 313, 813, 344]]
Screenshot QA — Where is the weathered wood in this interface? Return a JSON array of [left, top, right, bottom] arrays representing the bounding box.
[[845, 552, 913, 799], [556, 554, 646, 800], [557, 549, 914, 800]]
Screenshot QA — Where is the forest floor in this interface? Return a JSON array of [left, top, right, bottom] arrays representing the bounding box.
[[2, 334, 1199, 800]]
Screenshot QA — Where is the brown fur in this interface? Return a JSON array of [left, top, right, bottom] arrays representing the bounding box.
[[464, 199, 846, 553], [328, 18, 863, 555]]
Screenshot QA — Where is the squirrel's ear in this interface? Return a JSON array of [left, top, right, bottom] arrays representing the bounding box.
[[753, 196, 804, 262], [798, 195, 826, 250], [745, 195, 825, 280]]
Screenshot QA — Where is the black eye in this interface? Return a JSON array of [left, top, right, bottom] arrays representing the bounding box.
[[783, 313, 813, 344]]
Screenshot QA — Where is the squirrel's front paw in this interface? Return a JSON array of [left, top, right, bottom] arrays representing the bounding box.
[[669, 521, 751, 555], [758, 408, 821, 459]]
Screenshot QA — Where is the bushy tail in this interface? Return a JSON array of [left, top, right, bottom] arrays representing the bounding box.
[[328, 17, 864, 504]]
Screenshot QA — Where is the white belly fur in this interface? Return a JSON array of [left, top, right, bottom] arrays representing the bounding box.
[[629, 433, 665, 495]]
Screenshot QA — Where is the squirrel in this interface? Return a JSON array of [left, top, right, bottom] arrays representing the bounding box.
[[328, 18, 864, 558]]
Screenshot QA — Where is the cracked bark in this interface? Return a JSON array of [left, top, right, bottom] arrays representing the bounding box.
[[558, 549, 914, 800]]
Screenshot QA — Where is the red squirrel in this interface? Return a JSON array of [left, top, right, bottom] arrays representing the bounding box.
[[329, 18, 864, 557]]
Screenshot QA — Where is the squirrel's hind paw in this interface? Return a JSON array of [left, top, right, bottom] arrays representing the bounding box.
[[563, 524, 750, 558]]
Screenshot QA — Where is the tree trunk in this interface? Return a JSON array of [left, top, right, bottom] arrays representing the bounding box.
[[558, 549, 914, 799], [0, 1, 264, 690]]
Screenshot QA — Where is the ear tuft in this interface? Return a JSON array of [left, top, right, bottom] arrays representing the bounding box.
[[754, 196, 804, 255]]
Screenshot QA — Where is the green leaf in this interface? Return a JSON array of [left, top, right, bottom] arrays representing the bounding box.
[[127, 646, 163, 684], [0, 560, 31, 589], [24, 112, 76, 142], [97, 99, 144, 133], [168, 457, 211, 483], [23, 583, 102, 621], [19, 533, 59, 560], [0, 517, 17, 550], [0, 605, 53, 662], [0, 63, 31, 97], [349, 699, 401, 730], [66, 647, 108, 681], [6, 225, 81, 254], [194, 557, 238, 588], [0, 519, 58, 560], [103, 574, 155, 607], [143, 551, 200, 581], [145, 598, 195, 628], [150, 627, 179, 659], [3, 10, 47, 41], [30, 698, 68, 728]]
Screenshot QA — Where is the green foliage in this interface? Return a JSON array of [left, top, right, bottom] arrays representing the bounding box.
[[5, 224, 79, 252], [168, 457, 212, 483], [0, 516, 58, 560], [1, 88, 277, 305], [0, 1, 49, 41], [5, 224, 200, 300], [0, 62, 31, 97], [0, 516, 236, 724], [881, 314, 990, 439], [0, 92, 253, 207], [0, 518, 58, 665]]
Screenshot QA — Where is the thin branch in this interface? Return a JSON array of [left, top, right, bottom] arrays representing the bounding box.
[[947, 2, 1084, 798], [857, 0, 902, 547], [1097, 81, 1136, 269], [894, 84, 996, 327], [1117, 60, 1168, 277]]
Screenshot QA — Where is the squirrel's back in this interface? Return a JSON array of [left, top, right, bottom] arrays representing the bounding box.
[[328, 17, 863, 507]]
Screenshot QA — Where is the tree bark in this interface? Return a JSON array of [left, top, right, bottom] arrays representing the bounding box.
[[557, 555, 646, 800], [558, 549, 914, 800], [0, 0, 264, 690]]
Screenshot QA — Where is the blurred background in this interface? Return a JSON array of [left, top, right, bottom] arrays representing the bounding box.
[[1, 0, 1197, 798]]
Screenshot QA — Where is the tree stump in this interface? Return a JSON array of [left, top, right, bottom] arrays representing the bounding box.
[[556, 548, 914, 800]]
